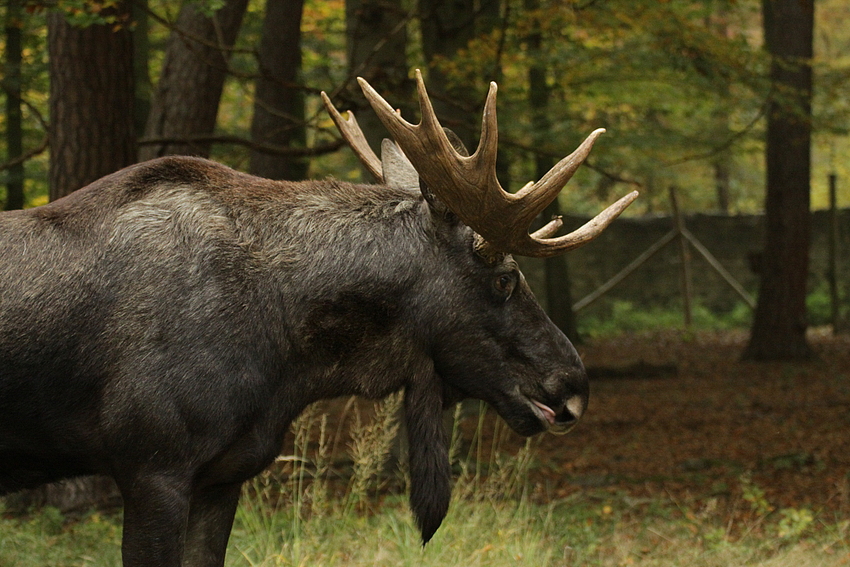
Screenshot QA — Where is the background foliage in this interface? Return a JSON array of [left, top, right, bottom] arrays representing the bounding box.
[[1, 0, 848, 213]]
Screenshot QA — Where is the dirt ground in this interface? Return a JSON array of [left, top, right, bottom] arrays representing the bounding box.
[[531, 328, 850, 515]]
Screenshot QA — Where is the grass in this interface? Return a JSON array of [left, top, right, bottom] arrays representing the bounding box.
[[2, 395, 848, 567], [577, 300, 753, 338], [3, 486, 848, 567], [577, 284, 849, 339]]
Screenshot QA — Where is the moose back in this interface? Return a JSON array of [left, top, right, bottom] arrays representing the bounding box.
[[0, 72, 636, 567]]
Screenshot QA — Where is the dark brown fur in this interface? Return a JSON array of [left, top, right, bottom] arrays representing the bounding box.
[[0, 156, 588, 566]]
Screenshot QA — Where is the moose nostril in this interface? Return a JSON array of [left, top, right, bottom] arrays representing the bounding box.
[[555, 410, 577, 425]]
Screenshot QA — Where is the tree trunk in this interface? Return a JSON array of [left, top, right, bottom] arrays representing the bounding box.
[[132, 0, 152, 140], [708, 6, 732, 215], [418, 0, 477, 146], [3, 0, 24, 210], [139, 0, 249, 160], [420, 0, 509, 187], [344, 0, 410, 162], [713, 156, 731, 214], [249, 0, 308, 181], [525, 0, 578, 341], [47, 3, 136, 200], [743, 0, 814, 360], [7, 3, 138, 513]]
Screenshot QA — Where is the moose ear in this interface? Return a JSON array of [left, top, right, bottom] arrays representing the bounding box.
[[419, 178, 454, 221], [405, 375, 451, 545], [442, 128, 470, 157], [381, 139, 420, 190]]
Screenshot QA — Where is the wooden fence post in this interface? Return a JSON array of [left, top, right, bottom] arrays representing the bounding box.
[[669, 187, 693, 327], [829, 173, 840, 334]]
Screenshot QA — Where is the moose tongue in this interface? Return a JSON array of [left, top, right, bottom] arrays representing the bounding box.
[[532, 400, 557, 425]]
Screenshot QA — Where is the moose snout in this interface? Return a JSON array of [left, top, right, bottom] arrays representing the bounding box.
[[532, 393, 586, 435], [532, 368, 589, 434]]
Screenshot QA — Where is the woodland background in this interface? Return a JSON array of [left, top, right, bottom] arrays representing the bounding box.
[[1, 0, 848, 354], [2, 3, 850, 562]]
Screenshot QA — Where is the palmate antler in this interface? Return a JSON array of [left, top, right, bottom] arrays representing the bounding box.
[[323, 70, 638, 259]]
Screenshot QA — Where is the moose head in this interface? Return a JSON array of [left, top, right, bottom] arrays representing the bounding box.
[[322, 70, 638, 541]]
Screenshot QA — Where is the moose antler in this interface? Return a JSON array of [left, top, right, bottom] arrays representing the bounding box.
[[329, 70, 638, 258], [320, 91, 383, 182]]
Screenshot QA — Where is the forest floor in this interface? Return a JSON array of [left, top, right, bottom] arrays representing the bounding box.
[[309, 328, 850, 523], [532, 328, 850, 520]]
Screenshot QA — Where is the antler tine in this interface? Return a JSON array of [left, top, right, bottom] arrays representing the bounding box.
[[356, 70, 463, 170], [521, 190, 640, 257], [512, 128, 607, 231], [472, 81, 501, 173], [355, 71, 638, 259], [321, 91, 383, 182], [358, 70, 515, 229]]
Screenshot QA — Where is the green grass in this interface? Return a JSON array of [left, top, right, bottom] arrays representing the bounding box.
[[2, 397, 848, 566], [0, 506, 123, 566], [3, 487, 848, 567], [577, 284, 850, 338], [577, 300, 753, 338]]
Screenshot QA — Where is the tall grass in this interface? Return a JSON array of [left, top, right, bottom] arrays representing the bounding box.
[[1, 398, 848, 566]]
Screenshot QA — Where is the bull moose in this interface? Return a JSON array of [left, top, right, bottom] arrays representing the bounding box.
[[0, 71, 637, 566]]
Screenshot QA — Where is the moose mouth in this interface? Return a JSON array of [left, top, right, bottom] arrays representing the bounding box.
[[530, 398, 581, 436]]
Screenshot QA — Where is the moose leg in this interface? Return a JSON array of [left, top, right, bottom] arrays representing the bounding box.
[[118, 472, 192, 567], [183, 482, 243, 567]]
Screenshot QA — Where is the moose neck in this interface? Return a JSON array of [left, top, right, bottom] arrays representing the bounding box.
[[254, 180, 443, 405]]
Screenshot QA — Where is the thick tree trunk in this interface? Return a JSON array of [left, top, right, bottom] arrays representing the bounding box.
[[47, 4, 136, 200], [743, 0, 814, 360], [3, 0, 24, 210], [249, 0, 308, 181], [344, 0, 410, 162], [139, 0, 249, 160]]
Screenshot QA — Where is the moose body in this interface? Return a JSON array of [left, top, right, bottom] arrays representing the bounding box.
[[0, 73, 635, 567]]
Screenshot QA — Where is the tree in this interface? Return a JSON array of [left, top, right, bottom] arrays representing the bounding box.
[[139, 0, 249, 160], [47, 2, 136, 200], [249, 0, 308, 181], [743, 0, 814, 360], [344, 0, 411, 160], [418, 0, 479, 146], [418, 0, 510, 185], [3, 0, 24, 210], [524, 0, 578, 340], [132, 0, 152, 139], [5, 2, 136, 513]]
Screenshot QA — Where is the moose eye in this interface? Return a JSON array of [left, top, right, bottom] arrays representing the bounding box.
[[492, 272, 517, 300]]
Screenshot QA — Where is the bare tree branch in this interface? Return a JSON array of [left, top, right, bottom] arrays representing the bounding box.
[[0, 86, 49, 173], [0, 136, 48, 173], [661, 100, 767, 167]]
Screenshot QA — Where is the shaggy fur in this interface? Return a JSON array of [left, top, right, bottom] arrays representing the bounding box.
[[0, 156, 588, 567]]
